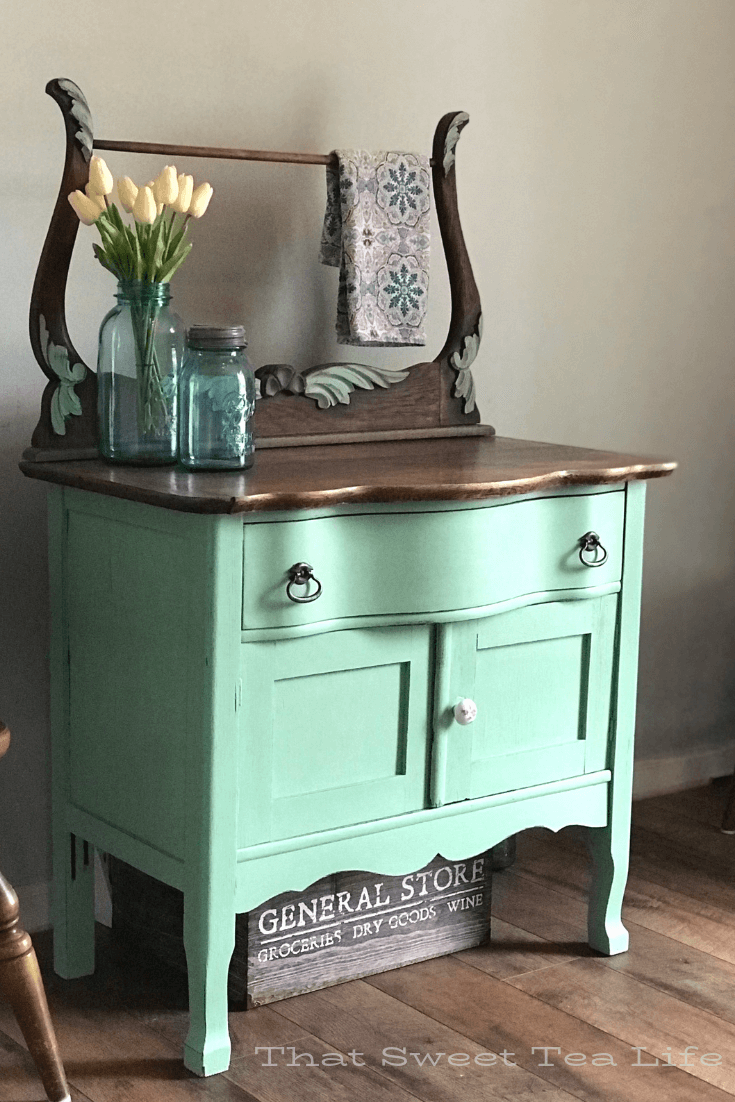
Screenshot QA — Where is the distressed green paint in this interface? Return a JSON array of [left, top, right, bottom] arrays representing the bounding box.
[[587, 479, 647, 954], [65, 509, 189, 858], [180, 508, 242, 1076], [48, 488, 96, 980], [241, 581, 622, 643], [241, 482, 623, 526], [47, 479, 647, 1077], [67, 805, 184, 889], [440, 596, 618, 801], [241, 490, 625, 631], [50, 488, 244, 1075], [239, 626, 431, 846], [234, 772, 612, 914]]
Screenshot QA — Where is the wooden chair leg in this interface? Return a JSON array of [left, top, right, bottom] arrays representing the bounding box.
[[722, 769, 735, 834], [0, 872, 70, 1102]]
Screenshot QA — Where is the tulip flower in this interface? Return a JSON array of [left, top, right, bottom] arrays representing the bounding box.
[[132, 185, 158, 224], [172, 174, 193, 214], [145, 181, 164, 216], [153, 165, 178, 206], [68, 189, 103, 225], [188, 182, 213, 218], [72, 161, 199, 289], [117, 176, 139, 213], [88, 155, 114, 197], [84, 183, 106, 213]]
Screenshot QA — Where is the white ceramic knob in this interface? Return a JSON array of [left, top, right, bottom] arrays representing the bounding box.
[[454, 698, 477, 725]]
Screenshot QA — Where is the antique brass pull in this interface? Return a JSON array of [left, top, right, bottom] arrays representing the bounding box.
[[286, 562, 323, 603]]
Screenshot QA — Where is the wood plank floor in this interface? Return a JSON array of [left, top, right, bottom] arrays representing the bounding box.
[[2, 778, 735, 1101]]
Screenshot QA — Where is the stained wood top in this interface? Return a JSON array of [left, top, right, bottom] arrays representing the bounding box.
[[0, 722, 9, 761], [19, 435, 676, 515]]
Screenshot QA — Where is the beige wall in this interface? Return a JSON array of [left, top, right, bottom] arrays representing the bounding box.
[[2, 0, 734, 890]]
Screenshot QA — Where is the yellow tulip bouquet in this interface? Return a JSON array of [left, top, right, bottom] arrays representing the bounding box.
[[69, 155, 213, 283], [68, 156, 213, 437]]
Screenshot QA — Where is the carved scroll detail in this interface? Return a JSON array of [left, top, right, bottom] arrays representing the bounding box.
[[56, 79, 93, 160], [442, 111, 470, 176], [431, 112, 483, 426], [26, 85, 488, 457], [450, 313, 482, 414], [304, 363, 410, 409], [38, 315, 86, 434], [26, 78, 98, 459], [255, 362, 410, 409]]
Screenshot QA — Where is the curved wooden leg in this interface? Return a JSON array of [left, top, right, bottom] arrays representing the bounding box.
[[183, 884, 236, 1077], [585, 478, 644, 956], [0, 872, 70, 1102], [586, 820, 630, 955]]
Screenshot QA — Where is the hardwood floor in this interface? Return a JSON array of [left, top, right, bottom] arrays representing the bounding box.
[[2, 779, 735, 1101]]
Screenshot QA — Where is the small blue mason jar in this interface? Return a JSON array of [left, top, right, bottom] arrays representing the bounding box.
[[178, 325, 255, 470]]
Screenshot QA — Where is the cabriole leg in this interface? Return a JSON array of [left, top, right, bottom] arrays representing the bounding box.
[[586, 479, 646, 957], [182, 887, 236, 1076], [586, 817, 630, 955]]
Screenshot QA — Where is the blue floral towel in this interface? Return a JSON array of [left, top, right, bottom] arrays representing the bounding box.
[[320, 150, 431, 346]]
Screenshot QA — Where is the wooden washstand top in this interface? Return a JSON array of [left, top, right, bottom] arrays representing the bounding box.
[[20, 435, 676, 516]]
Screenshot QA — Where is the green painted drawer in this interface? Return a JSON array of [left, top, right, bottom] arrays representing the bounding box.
[[242, 491, 624, 632]]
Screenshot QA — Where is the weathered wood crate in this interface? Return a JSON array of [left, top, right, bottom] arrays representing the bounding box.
[[109, 850, 495, 1007]]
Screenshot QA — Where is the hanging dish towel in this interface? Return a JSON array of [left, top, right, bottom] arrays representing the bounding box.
[[320, 150, 431, 346]]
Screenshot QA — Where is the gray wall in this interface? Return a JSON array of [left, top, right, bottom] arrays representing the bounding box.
[[2, 0, 735, 892]]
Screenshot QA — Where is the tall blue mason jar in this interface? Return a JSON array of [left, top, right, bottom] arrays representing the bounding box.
[[178, 325, 255, 470], [97, 280, 184, 465]]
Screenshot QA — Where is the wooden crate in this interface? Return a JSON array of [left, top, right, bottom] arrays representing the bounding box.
[[109, 850, 494, 1007]]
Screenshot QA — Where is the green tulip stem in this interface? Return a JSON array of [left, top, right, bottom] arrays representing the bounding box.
[[129, 294, 169, 436]]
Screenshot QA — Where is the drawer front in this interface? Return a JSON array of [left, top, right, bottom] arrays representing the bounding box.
[[242, 491, 624, 631]]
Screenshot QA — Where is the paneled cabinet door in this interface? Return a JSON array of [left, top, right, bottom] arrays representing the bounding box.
[[431, 596, 617, 806], [238, 625, 432, 847]]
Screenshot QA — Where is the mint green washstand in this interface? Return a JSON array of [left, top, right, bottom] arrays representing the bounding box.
[[21, 434, 675, 1076]]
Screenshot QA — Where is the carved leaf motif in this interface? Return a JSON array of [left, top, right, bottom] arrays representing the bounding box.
[[443, 111, 470, 176], [57, 79, 94, 160], [449, 313, 483, 415], [39, 314, 87, 435], [50, 389, 65, 436], [303, 362, 410, 409]]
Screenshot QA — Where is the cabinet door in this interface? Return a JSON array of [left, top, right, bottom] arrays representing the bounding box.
[[432, 596, 617, 806], [238, 625, 432, 847]]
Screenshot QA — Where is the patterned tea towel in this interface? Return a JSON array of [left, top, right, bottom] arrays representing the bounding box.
[[319, 150, 431, 346]]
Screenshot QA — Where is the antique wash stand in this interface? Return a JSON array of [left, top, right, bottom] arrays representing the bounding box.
[[21, 80, 675, 1076]]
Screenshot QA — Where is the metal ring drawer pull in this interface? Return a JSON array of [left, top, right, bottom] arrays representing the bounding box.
[[579, 531, 608, 568], [286, 562, 323, 603]]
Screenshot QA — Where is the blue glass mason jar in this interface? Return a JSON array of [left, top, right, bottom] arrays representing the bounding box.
[[97, 280, 184, 464], [178, 325, 255, 470]]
